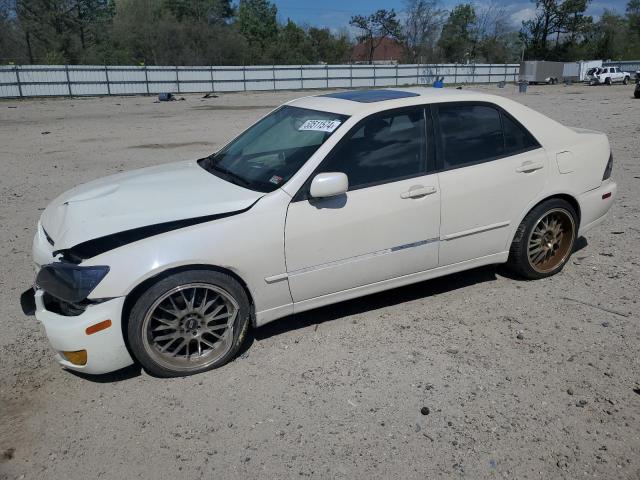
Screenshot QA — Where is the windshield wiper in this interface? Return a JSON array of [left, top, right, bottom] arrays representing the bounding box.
[[208, 162, 252, 188]]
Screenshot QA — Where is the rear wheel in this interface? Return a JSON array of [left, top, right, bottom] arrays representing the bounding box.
[[507, 199, 577, 280], [605, 77, 612, 85], [623, 76, 629, 85], [127, 270, 251, 377]]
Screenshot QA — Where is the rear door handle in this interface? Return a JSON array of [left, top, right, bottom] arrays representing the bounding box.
[[516, 161, 544, 173], [400, 185, 437, 199]]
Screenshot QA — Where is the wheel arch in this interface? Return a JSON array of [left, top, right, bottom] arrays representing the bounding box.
[[508, 193, 581, 249], [120, 264, 256, 353]]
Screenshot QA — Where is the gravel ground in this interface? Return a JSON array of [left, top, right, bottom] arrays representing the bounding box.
[[1, 84, 639, 480]]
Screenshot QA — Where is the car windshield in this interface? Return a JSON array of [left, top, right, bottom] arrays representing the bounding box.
[[199, 106, 348, 192]]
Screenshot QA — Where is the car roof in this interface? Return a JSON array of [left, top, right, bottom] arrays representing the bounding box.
[[285, 87, 578, 152], [287, 87, 505, 116], [320, 89, 421, 103]]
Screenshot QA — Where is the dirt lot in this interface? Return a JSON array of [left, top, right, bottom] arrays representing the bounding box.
[[1, 83, 639, 479]]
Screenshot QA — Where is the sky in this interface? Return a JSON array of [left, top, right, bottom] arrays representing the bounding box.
[[271, 0, 631, 32]]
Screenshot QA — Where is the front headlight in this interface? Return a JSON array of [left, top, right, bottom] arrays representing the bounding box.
[[36, 264, 110, 303]]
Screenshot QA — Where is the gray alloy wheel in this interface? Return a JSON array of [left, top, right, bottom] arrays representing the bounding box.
[[128, 270, 251, 377], [141, 283, 238, 372]]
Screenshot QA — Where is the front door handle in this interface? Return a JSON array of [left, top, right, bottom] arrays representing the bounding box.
[[400, 185, 437, 199], [516, 161, 544, 173]]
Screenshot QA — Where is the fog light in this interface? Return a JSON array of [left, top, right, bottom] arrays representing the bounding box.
[[62, 350, 87, 366]]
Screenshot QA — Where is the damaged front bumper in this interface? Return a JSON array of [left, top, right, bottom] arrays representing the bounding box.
[[21, 288, 134, 374]]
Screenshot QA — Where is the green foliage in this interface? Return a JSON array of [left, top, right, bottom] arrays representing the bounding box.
[[237, 0, 278, 60], [1, 0, 639, 66], [519, 0, 640, 60], [307, 27, 351, 64], [627, 0, 640, 33], [163, 0, 233, 24], [437, 4, 478, 62]]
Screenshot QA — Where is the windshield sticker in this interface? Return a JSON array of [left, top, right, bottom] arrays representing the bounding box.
[[269, 175, 283, 185], [298, 119, 342, 133]]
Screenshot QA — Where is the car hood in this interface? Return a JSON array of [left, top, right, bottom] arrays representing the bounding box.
[[41, 160, 263, 251]]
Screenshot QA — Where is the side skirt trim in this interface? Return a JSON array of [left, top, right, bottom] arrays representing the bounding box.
[[282, 238, 438, 279], [441, 221, 510, 241]]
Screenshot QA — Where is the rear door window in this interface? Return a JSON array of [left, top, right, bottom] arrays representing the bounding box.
[[436, 104, 503, 168], [435, 103, 540, 169]]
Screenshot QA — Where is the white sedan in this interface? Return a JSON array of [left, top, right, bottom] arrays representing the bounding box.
[[21, 88, 616, 377]]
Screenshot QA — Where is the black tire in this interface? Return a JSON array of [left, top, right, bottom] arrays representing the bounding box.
[[605, 77, 612, 85], [635, 87, 640, 99], [506, 199, 578, 280], [623, 76, 629, 85], [127, 270, 251, 377]]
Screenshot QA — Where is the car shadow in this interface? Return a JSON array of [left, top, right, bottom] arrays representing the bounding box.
[[247, 237, 589, 345], [66, 363, 142, 383], [246, 264, 498, 346]]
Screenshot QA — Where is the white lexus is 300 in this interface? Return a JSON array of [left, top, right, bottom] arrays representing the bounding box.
[[21, 88, 616, 377]]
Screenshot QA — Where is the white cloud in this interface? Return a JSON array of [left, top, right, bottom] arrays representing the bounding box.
[[510, 7, 536, 25]]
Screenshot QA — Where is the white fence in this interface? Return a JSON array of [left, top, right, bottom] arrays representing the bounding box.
[[603, 60, 640, 73], [0, 63, 519, 98]]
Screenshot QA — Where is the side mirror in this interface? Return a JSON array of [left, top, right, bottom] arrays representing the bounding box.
[[309, 172, 349, 199]]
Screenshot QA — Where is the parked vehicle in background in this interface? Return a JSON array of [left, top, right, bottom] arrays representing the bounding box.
[[586, 66, 631, 85], [577, 60, 603, 81], [519, 61, 565, 84]]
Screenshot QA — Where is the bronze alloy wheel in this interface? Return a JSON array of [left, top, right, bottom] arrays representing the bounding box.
[[526, 208, 576, 273]]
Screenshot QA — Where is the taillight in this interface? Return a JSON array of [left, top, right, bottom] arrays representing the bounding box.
[[602, 153, 613, 180]]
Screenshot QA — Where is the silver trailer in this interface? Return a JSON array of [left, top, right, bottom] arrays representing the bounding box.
[[519, 61, 565, 84]]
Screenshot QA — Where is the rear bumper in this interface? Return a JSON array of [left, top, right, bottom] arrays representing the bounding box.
[[577, 180, 617, 236], [32, 290, 134, 374]]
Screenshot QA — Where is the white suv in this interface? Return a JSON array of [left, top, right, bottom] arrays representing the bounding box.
[[587, 66, 631, 85]]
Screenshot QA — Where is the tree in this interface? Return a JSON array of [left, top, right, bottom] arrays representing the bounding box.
[[349, 9, 403, 64], [12, 0, 114, 63], [474, 2, 521, 63], [268, 19, 313, 64], [519, 0, 592, 60], [162, 0, 233, 25], [237, 0, 278, 61], [307, 27, 351, 64], [628, 0, 640, 34], [437, 4, 478, 62], [403, 0, 446, 62]]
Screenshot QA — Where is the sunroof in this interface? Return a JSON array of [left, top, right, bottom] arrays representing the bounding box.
[[321, 89, 420, 103]]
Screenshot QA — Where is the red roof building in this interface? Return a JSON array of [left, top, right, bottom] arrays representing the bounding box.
[[352, 37, 405, 64]]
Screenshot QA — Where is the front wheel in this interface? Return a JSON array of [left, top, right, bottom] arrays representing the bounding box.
[[127, 270, 251, 377], [507, 199, 578, 280]]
